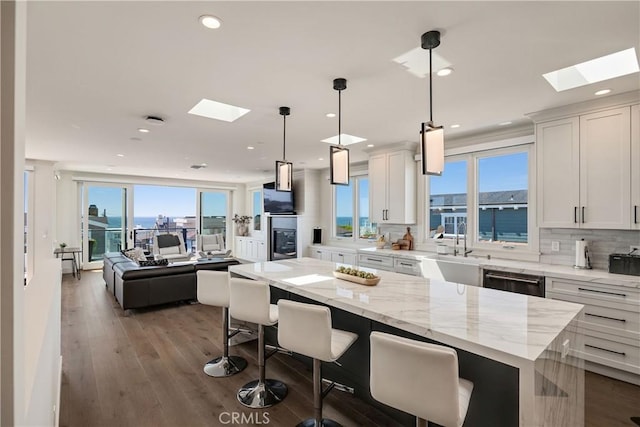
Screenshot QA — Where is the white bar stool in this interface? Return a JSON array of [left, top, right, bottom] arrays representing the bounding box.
[[370, 332, 474, 427], [229, 278, 288, 408], [196, 271, 248, 377], [278, 299, 358, 427]]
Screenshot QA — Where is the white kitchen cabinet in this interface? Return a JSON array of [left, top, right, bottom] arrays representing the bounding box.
[[536, 117, 580, 228], [330, 251, 356, 265], [235, 236, 267, 262], [369, 149, 416, 224], [536, 106, 632, 229], [631, 104, 640, 229], [546, 276, 640, 383], [309, 246, 332, 261]]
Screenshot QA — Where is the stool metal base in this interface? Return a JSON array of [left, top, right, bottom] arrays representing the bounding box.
[[237, 379, 288, 408], [297, 418, 342, 427], [203, 355, 247, 378]]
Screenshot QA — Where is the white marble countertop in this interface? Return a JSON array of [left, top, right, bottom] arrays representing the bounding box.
[[230, 257, 584, 368], [355, 247, 640, 288]]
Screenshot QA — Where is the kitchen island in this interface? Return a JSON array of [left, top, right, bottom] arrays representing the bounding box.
[[230, 257, 585, 426]]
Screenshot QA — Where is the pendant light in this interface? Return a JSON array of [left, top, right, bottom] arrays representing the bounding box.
[[420, 30, 445, 176], [330, 78, 349, 186], [275, 106, 293, 192]]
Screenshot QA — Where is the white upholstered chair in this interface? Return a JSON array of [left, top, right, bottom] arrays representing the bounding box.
[[196, 270, 247, 377], [198, 233, 231, 258], [229, 278, 287, 408], [370, 332, 474, 427], [152, 232, 191, 262], [277, 299, 357, 427]]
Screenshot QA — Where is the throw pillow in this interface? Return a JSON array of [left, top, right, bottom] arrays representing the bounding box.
[[159, 245, 180, 256], [123, 247, 146, 261], [138, 258, 168, 267]]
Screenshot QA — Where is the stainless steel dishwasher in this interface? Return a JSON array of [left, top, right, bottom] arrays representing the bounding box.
[[482, 269, 545, 297]]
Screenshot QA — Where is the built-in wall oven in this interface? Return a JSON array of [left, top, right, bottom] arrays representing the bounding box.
[[483, 269, 545, 297]]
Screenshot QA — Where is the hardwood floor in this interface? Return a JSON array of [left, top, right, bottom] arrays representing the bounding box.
[[60, 270, 640, 427]]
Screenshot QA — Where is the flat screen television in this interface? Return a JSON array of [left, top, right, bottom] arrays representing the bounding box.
[[263, 182, 295, 214]]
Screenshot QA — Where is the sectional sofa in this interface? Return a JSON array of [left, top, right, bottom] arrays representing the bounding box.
[[103, 252, 239, 310]]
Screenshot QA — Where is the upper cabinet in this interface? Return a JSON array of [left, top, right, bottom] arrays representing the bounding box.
[[536, 105, 633, 229], [632, 104, 640, 230], [369, 149, 416, 224]]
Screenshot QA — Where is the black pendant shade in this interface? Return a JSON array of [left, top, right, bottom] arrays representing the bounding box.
[[330, 78, 349, 186], [275, 106, 293, 192]]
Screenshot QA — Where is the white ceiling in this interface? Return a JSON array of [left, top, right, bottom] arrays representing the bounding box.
[[25, 1, 640, 183]]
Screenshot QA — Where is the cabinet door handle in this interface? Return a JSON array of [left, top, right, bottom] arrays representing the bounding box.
[[635, 205, 638, 224], [585, 344, 626, 357], [399, 262, 414, 267], [581, 206, 585, 223], [585, 312, 626, 323], [578, 287, 627, 298], [366, 257, 383, 262], [574, 206, 578, 224]]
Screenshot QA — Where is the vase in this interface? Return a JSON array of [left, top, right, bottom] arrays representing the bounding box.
[[237, 224, 248, 236]]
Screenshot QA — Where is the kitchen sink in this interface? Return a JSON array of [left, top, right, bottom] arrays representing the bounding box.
[[420, 255, 482, 286]]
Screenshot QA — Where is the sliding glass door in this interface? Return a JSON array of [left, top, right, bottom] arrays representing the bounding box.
[[83, 183, 132, 269], [198, 190, 230, 246]]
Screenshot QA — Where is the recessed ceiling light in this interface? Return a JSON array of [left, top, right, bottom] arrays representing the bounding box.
[[498, 121, 512, 126], [188, 98, 250, 122], [543, 47, 639, 92], [326, 113, 336, 118], [367, 144, 375, 148], [321, 133, 367, 146], [138, 128, 150, 133], [437, 67, 454, 77], [116, 154, 124, 157], [450, 124, 460, 129], [106, 167, 113, 171], [318, 158, 324, 161], [247, 146, 255, 150], [199, 15, 222, 29], [595, 89, 612, 96]]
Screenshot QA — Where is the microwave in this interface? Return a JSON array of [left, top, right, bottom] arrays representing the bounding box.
[[608, 254, 640, 276]]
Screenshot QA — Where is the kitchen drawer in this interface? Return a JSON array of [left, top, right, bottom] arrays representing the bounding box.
[[331, 251, 356, 265], [547, 291, 640, 339], [394, 258, 422, 276], [358, 253, 394, 270], [579, 334, 640, 375], [546, 277, 640, 305]]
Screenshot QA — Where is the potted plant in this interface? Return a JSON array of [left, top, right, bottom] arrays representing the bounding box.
[[232, 214, 252, 236], [59, 242, 67, 250]]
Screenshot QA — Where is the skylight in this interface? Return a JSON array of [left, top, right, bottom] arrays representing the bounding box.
[[188, 98, 250, 122], [543, 47, 639, 92], [392, 46, 452, 78], [321, 134, 367, 146]]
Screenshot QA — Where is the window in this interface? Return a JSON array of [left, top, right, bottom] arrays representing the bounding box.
[[252, 190, 262, 231], [429, 159, 467, 239], [425, 144, 532, 250], [334, 175, 376, 240], [477, 152, 528, 244]]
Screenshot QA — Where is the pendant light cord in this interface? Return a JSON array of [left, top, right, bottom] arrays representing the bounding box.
[[429, 46, 433, 124], [338, 89, 342, 146], [282, 114, 286, 160]]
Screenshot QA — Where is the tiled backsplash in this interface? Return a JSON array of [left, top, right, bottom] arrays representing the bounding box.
[[540, 228, 640, 270]]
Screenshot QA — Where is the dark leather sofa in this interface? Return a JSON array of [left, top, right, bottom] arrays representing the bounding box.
[[103, 252, 239, 310]]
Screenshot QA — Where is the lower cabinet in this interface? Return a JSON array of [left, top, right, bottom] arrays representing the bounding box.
[[235, 236, 266, 262], [309, 246, 356, 264], [546, 276, 640, 383]]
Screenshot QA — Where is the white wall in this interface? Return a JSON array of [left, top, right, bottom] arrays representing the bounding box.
[[1, 1, 27, 424]]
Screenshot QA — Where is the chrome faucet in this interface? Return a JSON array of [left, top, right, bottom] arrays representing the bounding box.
[[457, 222, 473, 257]]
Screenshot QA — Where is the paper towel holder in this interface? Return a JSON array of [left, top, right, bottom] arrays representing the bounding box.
[[574, 238, 592, 270]]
